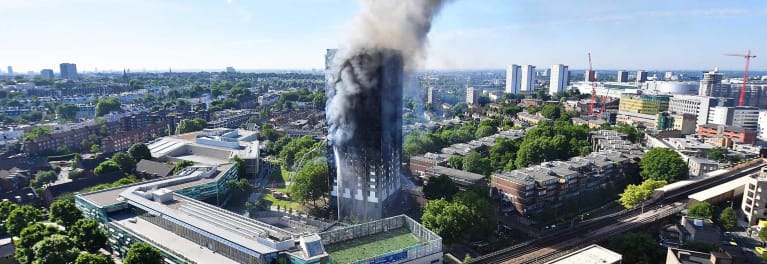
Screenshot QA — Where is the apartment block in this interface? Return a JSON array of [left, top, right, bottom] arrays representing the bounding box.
[[697, 124, 757, 144]]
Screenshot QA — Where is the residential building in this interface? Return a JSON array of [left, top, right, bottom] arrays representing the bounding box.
[[584, 70, 595, 82], [546, 245, 621, 264], [492, 150, 639, 217], [759, 110, 767, 141], [617, 70, 629, 83], [40, 69, 54, 79], [742, 167, 767, 225], [699, 68, 726, 97], [707, 106, 759, 131], [549, 64, 569, 95], [516, 112, 549, 125], [665, 247, 735, 264], [101, 122, 166, 153], [664, 137, 717, 158], [697, 124, 756, 144], [59, 63, 78, 79], [672, 114, 698, 135], [208, 110, 253, 129], [466, 87, 479, 105], [687, 157, 719, 178], [521, 65, 536, 93], [421, 166, 486, 189], [636, 70, 648, 83], [427, 87, 439, 104], [505, 64, 521, 94]]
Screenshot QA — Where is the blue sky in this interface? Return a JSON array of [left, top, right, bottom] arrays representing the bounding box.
[[0, 0, 765, 72]]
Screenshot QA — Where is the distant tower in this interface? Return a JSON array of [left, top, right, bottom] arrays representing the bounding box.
[[505, 64, 521, 94], [123, 69, 128, 83], [427, 87, 439, 105], [40, 69, 54, 79], [466, 87, 479, 105], [585, 69, 595, 82], [6, 66, 13, 76], [59, 63, 78, 79], [699, 68, 725, 97], [521, 65, 536, 93], [636, 70, 648, 83], [549, 64, 569, 95], [617, 70, 629, 83]]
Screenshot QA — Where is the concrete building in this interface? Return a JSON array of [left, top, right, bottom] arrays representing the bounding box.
[[59, 63, 78, 79], [521, 65, 536, 93], [427, 87, 438, 104], [707, 106, 759, 131], [617, 94, 670, 127], [422, 166, 486, 190], [665, 247, 737, 264], [759, 110, 767, 141], [505, 64, 521, 94], [636, 70, 648, 83], [645, 81, 699, 95], [617, 70, 629, 83], [687, 157, 720, 177], [40, 69, 54, 79], [466, 87, 479, 105], [668, 95, 733, 127], [6, 66, 12, 76], [549, 64, 569, 95], [584, 70, 595, 82], [699, 68, 726, 97], [672, 114, 698, 135], [546, 245, 621, 264], [742, 167, 767, 225]]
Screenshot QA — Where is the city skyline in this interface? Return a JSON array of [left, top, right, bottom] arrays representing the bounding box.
[[0, 0, 765, 72]]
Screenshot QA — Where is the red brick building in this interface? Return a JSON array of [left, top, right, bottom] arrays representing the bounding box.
[[697, 124, 756, 144]]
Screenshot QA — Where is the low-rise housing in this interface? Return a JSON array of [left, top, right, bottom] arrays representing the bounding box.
[[697, 124, 757, 144]]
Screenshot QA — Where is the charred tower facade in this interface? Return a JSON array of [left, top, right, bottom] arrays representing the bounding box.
[[325, 49, 404, 221]]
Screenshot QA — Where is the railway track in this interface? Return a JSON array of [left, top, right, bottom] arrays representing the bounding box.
[[471, 160, 766, 264]]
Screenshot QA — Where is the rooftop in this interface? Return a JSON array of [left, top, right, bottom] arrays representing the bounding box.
[[424, 166, 485, 182], [324, 228, 420, 264], [546, 244, 622, 264]]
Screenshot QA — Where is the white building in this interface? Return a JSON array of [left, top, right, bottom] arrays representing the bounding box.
[[636, 70, 648, 83], [520, 65, 536, 93], [668, 95, 732, 127], [466, 87, 479, 105], [427, 87, 438, 104], [707, 106, 759, 131], [549, 64, 569, 96], [699, 68, 725, 97], [742, 168, 767, 225], [759, 110, 767, 141], [644, 81, 698, 95], [505, 64, 521, 94], [617, 70, 629, 83]]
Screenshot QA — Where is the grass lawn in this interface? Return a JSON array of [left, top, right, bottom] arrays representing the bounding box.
[[259, 165, 302, 211], [325, 228, 421, 264]]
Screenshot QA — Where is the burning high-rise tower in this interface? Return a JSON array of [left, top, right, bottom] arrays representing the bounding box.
[[326, 49, 403, 221]]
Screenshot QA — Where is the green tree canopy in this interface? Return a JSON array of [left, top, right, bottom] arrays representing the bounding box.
[[6, 205, 45, 236], [403, 130, 442, 158], [604, 232, 666, 264], [421, 188, 494, 242], [279, 136, 317, 169], [172, 160, 195, 174], [290, 161, 329, 208], [111, 153, 136, 172], [719, 207, 737, 231], [0, 201, 19, 233], [23, 127, 51, 140], [56, 104, 78, 121], [94, 160, 121, 176], [49, 199, 83, 227], [75, 253, 114, 264], [15, 223, 61, 264], [539, 105, 562, 119], [619, 179, 667, 208], [759, 227, 767, 242], [68, 219, 108, 253], [32, 234, 80, 264], [462, 151, 489, 175], [260, 123, 280, 141], [474, 125, 496, 138], [639, 148, 688, 183], [229, 155, 246, 178], [423, 174, 459, 200], [175, 118, 207, 134], [128, 143, 152, 161], [687, 201, 713, 219], [95, 97, 121, 117], [124, 242, 163, 264], [615, 124, 644, 143], [33, 170, 58, 187], [447, 155, 463, 170]]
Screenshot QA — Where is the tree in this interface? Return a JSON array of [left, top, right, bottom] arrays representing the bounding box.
[[128, 143, 152, 161], [94, 160, 121, 176], [639, 148, 688, 183], [175, 118, 207, 134], [32, 234, 80, 264], [539, 105, 561, 119], [423, 174, 459, 200], [228, 178, 255, 202], [111, 153, 136, 172], [69, 219, 108, 252], [615, 124, 644, 143], [687, 201, 713, 219], [290, 161, 329, 208], [707, 147, 729, 162], [447, 155, 463, 170], [124, 242, 163, 264], [230, 155, 246, 178], [759, 227, 767, 243], [260, 123, 280, 141], [0, 201, 19, 233], [6, 206, 45, 236], [49, 199, 83, 227], [33, 170, 58, 187], [474, 125, 495, 139], [618, 179, 667, 208], [95, 97, 121, 117], [56, 104, 78, 121], [719, 207, 737, 231], [421, 188, 494, 242], [15, 223, 61, 264], [452, 102, 468, 116], [172, 160, 195, 174], [23, 127, 51, 140], [279, 136, 317, 169], [75, 253, 114, 264], [604, 232, 665, 264], [462, 151, 488, 175]]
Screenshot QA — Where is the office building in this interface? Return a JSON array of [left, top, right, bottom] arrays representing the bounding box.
[[325, 49, 404, 221], [427, 87, 438, 104], [505, 64, 521, 94], [668, 95, 733, 127], [521, 65, 536, 93], [743, 167, 767, 225], [707, 106, 759, 131], [466, 87, 479, 105], [40, 69, 54, 79], [636, 70, 648, 83], [59, 63, 78, 79], [549, 64, 569, 95], [617, 70, 629, 83], [542, 68, 551, 77], [6, 66, 12, 76], [699, 68, 726, 97], [618, 94, 670, 116], [759, 110, 767, 141]]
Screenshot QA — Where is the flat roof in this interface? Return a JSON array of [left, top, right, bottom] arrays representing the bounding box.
[[546, 244, 622, 264], [688, 176, 750, 202], [112, 214, 238, 264], [425, 166, 484, 181]]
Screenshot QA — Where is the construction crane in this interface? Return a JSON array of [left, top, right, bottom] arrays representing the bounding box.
[[588, 52, 597, 115], [724, 50, 757, 106]]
